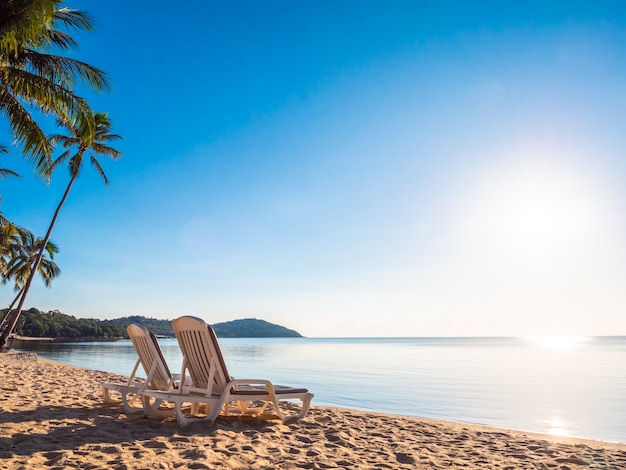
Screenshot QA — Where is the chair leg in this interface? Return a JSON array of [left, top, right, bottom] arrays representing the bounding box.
[[292, 393, 313, 419], [121, 392, 144, 414], [102, 386, 119, 404], [174, 400, 192, 427], [141, 395, 175, 419]]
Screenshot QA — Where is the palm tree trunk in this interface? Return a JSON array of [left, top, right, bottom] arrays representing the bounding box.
[[0, 171, 79, 352], [0, 287, 27, 349], [0, 286, 26, 327]]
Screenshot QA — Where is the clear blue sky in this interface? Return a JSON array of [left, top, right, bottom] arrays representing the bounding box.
[[2, 1, 626, 337]]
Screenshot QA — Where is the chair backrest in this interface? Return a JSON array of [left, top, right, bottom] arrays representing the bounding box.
[[172, 316, 231, 395], [127, 323, 172, 390]]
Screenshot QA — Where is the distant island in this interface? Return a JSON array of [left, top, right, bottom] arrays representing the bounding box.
[[3, 308, 303, 340]]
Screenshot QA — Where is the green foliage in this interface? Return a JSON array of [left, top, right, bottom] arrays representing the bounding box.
[[213, 318, 302, 338], [1, 221, 60, 289], [3, 307, 124, 339], [0, 0, 110, 166], [105, 316, 174, 337], [108, 317, 303, 338]]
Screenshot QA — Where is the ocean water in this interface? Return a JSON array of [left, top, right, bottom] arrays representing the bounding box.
[[15, 336, 626, 443]]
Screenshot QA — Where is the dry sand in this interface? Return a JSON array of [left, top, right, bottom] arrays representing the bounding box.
[[1, 354, 625, 469]]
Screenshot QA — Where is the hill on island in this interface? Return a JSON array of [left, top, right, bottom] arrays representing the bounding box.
[[108, 316, 302, 338], [212, 318, 302, 338], [4, 308, 303, 340]]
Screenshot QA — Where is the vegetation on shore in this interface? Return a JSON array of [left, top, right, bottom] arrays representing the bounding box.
[[4, 308, 303, 339], [5, 307, 123, 339]]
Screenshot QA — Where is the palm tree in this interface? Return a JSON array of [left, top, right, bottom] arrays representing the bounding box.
[[0, 214, 22, 276], [0, 227, 59, 331], [0, 0, 110, 173], [0, 219, 59, 327], [3, 228, 60, 287], [0, 111, 121, 351]]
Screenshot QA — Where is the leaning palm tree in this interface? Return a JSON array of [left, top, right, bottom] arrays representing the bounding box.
[[0, 0, 110, 173], [0, 111, 121, 351], [0, 228, 59, 331]]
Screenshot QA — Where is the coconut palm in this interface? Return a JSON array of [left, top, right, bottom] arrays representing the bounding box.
[[0, 0, 110, 173], [0, 219, 59, 325], [0, 227, 59, 331], [0, 214, 22, 276], [3, 229, 60, 288], [0, 111, 121, 351]]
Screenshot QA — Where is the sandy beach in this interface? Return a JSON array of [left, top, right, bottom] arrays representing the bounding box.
[[1, 354, 625, 469]]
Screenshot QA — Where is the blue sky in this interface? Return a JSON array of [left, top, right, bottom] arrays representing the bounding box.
[[2, 1, 626, 336]]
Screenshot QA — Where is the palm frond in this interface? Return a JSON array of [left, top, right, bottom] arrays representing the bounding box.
[[39, 29, 78, 51], [0, 84, 52, 169], [0, 168, 20, 179], [49, 134, 78, 148], [90, 142, 122, 158], [46, 148, 71, 176], [11, 49, 111, 92], [53, 8, 95, 33], [38, 258, 61, 287], [1, 66, 94, 136], [17, 51, 110, 92], [89, 155, 109, 185], [3, 4, 95, 53], [0, 0, 56, 54], [43, 239, 59, 258]]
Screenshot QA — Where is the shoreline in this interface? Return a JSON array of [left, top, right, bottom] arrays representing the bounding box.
[[10, 335, 56, 341], [1, 354, 625, 469], [10, 335, 123, 343]]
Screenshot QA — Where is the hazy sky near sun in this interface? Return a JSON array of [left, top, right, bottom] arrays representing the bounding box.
[[2, 1, 626, 337]]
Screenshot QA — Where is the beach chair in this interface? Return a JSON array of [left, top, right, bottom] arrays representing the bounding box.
[[101, 324, 179, 415], [140, 316, 313, 426]]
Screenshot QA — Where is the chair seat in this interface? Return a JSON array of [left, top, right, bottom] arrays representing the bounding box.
[[231, 384, 309, 395]]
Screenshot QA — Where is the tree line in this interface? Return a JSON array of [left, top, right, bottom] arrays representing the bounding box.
[[4, 307, 124, 339], [4, 309, 304, 339]]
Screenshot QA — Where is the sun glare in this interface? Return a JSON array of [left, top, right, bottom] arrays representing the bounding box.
[[491, 173, 596, 247], [457, 163, 602, 256]]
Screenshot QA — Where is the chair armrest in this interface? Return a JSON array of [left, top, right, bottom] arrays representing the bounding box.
[[225, 379, 275, 393]]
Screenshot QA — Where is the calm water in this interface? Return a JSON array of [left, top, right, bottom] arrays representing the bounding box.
[[15, 336, 626, 443]]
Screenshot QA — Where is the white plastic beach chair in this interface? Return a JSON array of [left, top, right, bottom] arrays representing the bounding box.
[[101, 324, 179, 415], [140, 316, 313, 426]]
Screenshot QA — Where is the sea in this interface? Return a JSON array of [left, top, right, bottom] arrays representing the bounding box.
[[14, 336, 626, 444]]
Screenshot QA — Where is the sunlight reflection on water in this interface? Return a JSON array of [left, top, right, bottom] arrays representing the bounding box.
[[525, 335, 590, 351], [545, 416, 572, 437]]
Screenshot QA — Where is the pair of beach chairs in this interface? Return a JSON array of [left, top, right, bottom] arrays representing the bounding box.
[[101, 316, 313, 426]]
